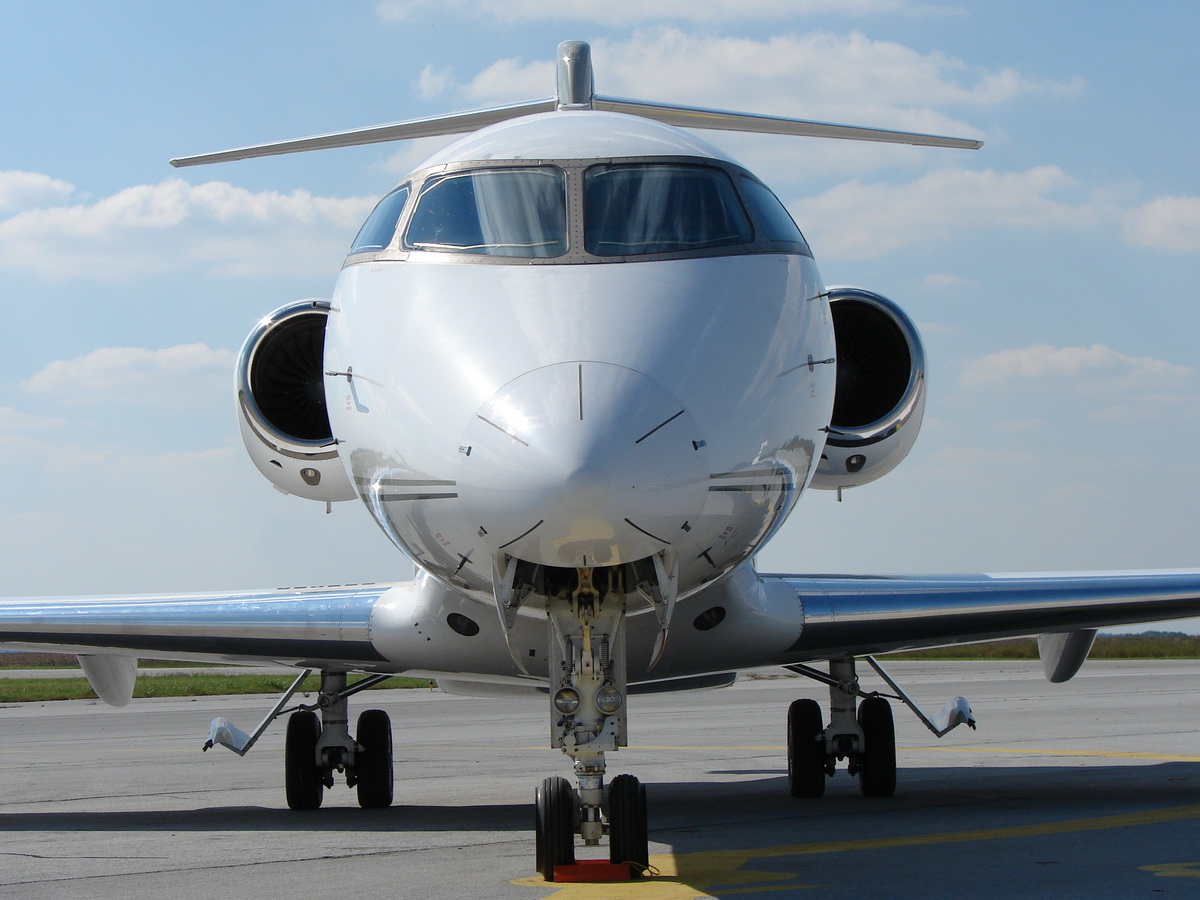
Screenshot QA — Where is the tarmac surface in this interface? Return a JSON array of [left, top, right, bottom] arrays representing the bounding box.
[[0, 660, 1199, 899]]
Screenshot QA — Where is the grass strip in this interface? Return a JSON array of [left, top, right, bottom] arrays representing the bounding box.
[[889, 634, 1200, 660], [0, 673, 434, 704]]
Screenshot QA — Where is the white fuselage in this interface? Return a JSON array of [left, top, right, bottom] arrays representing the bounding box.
[[323, 111, 836, 603]]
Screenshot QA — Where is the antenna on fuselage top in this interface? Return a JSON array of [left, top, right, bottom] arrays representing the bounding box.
[[556, 40, 595, 110]]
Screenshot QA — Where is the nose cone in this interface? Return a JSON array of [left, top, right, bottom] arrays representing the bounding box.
[[457, 362, 708, 568]]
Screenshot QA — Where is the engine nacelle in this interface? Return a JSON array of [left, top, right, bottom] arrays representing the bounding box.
[[810, 287, 925, 492], [236, 299, 356, 503]]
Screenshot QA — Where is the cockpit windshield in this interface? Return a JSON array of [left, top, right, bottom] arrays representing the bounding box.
[[349, 185, 410, 254], [584, 164, 752, 257], [404, 167, 567, 258]]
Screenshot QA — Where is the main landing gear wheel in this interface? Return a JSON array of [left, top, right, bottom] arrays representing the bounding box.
[[355, 708, 394, 809], [284, 710, 323, 810], [857, 695, 897, 797], [608, 773, 649, 876], [535, 776, 577, 880], [787, 698, 826, 798]]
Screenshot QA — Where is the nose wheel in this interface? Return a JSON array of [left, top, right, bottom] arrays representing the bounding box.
[[530, 567, 653, 880], [608, 773, 649, 872], [535, 776, 577, 880], [534, 773, 649, 881]]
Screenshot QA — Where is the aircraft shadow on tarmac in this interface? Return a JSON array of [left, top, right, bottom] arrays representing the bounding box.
[[0, 762, 1196, 843]]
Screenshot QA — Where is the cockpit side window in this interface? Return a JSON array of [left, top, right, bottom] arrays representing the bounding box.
[[404, 167, 567, 258], [349, 185, 410, 254], [738, 176, 812, 256], [584, 164, 752, 257]]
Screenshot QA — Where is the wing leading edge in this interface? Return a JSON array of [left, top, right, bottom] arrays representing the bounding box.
[[771, 569, 1200, 661], [3, 568, 1199, 675], [0, 584, 395, 669]]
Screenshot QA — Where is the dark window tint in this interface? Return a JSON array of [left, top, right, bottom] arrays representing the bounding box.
[[405, 168, 567, 258], [584, 164, 752, 257], [739, 177, 811, 255], [349, 185, 410, 254]]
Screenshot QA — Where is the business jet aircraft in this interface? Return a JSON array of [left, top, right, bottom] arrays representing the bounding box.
[[3, 41, 1199, 881]]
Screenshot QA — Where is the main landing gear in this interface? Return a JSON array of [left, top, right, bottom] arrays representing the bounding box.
[[785, 657, 896, 798], [531, 567, 650, 882], [784, 655, 976, 798], [283, 671, 396, 810], [203, 668, 399, 809]]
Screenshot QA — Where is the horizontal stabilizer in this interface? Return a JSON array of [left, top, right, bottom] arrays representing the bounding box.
[[171, 95, 981, 168], [169, 99, 556, 167], [170, 37, 981, 169], [593, 96, 983, 150]]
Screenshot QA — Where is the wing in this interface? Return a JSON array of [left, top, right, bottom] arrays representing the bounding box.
[[766, 569, 1200, 661], [0, 583, 397, 669], [8, 568, 1200, 671]]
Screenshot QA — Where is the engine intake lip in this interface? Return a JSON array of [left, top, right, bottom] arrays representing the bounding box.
[[824, 286, 925, 447], [236, 298, 335, 450]]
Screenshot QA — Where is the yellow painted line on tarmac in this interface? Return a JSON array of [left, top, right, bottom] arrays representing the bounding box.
[[417, 748, 1195, 763], [513, 803, 1200, 899], [631, 747, 784, 751], [1142, 862, 1200, 879], [912, 746, 1200, 762], [624, 747, 786, 752], [509, 746, 1200, 758]]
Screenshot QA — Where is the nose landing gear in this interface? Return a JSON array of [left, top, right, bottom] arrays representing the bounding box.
[[532, 568, 650, 882]]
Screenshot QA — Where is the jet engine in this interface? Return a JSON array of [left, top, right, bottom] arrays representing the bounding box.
[[810, 287, 925, 492], [236, 299, 356, 503]]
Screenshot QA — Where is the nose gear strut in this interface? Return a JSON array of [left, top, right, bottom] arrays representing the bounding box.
[[535, 565, 650, 880]]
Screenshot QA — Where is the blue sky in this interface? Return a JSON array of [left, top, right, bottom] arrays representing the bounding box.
[[1, 2, 1197, 632]]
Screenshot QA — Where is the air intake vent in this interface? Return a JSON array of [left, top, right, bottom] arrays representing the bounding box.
[[248, 311, 331, 442], [830, 298, 912, 430]]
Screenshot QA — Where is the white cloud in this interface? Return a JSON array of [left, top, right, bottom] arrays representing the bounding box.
[[416, 64, 454, 100], [1087, 395, 1197, 422], [800, 166, 1099, 258], [24, 343, 236, 404], [454, 29, 1070, 126], [422, 30, 1084, 187], [377, 136, 464, 178], [462, 56, 553, 104], [1124, 195, 1200, 253], [0, 407, 65, 433], [0, 179, 376, 280], [961, 344, 1193, 389], [0, 171, 75, 213], [378, 0, 962, 24]]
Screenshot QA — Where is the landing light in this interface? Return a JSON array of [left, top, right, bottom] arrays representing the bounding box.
[[553, 688, 581, 714], [596, 685, 624, 715]]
